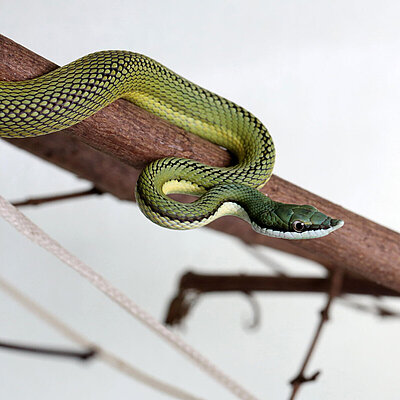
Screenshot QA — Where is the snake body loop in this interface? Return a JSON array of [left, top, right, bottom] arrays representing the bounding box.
[[0, 51, 343, 239]]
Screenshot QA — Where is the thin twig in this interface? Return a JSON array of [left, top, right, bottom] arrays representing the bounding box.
[[288, 267, 344, 399], [0, 339, 96, 360], [12, 186, 103, 207], [338, 297, 400, 318]]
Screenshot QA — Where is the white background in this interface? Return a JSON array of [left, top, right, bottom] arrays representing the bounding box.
[[1, 1, 400, 399]]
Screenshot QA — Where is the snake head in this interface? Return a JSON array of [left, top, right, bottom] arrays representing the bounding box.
[[251, 203, 344, 240]]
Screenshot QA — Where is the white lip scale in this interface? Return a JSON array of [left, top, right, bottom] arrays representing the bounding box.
[[252, 220, 345, 240]]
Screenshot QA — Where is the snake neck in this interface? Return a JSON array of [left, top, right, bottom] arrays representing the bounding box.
[[136, 168, 275, 230]]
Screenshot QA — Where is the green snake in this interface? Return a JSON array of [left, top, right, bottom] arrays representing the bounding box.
[[0, 51, 343, 239]]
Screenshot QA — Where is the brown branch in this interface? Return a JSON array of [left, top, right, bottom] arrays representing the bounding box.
[[164, 272, 398, 326], [289, 267, 344, 399], [164, 291, 200, 326], [12, 186, 103, 207], [0, 35, 230, 170], [174, 272, 399, 296], [2, 34, 400, 293]]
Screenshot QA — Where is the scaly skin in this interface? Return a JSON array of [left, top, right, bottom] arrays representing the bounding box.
[[0, 50, 343, 239]]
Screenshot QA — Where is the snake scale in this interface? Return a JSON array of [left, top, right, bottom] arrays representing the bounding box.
[[0, 51, 343, 239]]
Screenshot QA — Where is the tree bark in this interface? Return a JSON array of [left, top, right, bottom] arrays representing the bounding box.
[[1, 34, 400, 293]]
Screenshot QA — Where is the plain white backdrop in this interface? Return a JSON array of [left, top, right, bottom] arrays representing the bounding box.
[[1, 1, 400, 399]]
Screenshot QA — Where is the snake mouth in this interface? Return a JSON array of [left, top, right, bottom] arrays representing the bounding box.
[[251, 219, 344, 240]]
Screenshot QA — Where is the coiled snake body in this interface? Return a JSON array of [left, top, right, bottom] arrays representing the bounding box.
[[0, 51, 343, 239]]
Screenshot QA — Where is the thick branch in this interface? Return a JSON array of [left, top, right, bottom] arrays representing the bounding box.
[[1, 35, 400, 292], [0, 35, 230, 170]]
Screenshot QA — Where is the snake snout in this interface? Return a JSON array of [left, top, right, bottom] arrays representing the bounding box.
[[310, 212, 344, 231], [330, 218, 344, 228]]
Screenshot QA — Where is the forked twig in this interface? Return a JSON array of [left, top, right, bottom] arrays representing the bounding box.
[[288, 267, 344, 399]]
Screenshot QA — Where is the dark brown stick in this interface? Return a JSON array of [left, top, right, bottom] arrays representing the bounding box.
[[164, 272, 398, 326], [175, 272, 399, 296], [2, 34, 400, 292], [289, 268, 344, 399], [0, 339, 96, 361], [12, 186, 103, 207]]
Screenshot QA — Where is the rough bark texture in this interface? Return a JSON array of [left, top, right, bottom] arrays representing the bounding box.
[[1, 34, 400, 292]]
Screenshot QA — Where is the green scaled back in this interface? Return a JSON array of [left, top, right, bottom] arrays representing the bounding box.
[[0, 51, 275, 229]]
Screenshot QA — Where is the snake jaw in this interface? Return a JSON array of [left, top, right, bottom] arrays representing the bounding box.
[[249, 202, 344, 239], [251, 219, 344, 240]]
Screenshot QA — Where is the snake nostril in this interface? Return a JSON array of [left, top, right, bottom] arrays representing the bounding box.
[[330, 219, 342, 227]]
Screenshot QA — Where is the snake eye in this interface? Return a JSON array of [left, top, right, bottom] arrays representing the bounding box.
[[292, 220, 305, 232]]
